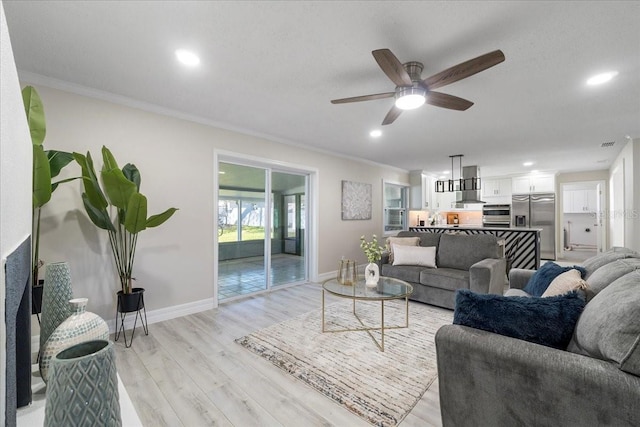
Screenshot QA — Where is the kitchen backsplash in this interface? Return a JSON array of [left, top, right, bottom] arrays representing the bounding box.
[[408, 210, 482, 226]]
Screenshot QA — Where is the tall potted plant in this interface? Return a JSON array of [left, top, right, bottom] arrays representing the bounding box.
[[22, 86, 77, 315], [74, 146, 178, 299]]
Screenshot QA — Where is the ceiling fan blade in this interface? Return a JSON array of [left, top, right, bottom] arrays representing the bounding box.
[[331, 92, 395, 104], [372, 49, 413, 87], [382, 105, 402, 125], [422, 50, 505, 90], [427, 91, 474, 111]]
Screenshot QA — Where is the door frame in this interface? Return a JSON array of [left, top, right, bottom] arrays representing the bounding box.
[[559, 180, 607, 258], [213, 149, 318, 307]]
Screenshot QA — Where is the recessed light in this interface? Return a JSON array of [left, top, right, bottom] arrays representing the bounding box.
[[586, 71, 618, 86], [523, 161, 534, 167], [369, 129, 382, 138], [442, 170, 450, 174], [175, 49, 200, 67]]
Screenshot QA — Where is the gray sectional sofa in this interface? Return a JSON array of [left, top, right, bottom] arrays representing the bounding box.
[[380, 231, 507, 309], [436, 247, 640, 426]]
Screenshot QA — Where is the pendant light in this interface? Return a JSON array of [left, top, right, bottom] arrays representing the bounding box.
[[435, 154, 481, 193]]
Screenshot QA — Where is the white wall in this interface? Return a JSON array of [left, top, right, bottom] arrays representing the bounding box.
[[25, 84, 408, 324], [609, 139, 639, 251], [1, 2, 33, 423], [563, 213, 597, 247]]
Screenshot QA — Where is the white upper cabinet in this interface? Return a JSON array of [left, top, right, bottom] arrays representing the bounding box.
[[512, 174, 555, 194], [435, 190, 457, 210], [409, 171, 434, 210], [482, 178, 512, 199], [564, 189, 598, 213]]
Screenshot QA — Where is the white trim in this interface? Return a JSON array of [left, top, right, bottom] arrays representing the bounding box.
[[107, 297, 215, 334], [215, 150, 319, 302], [18, 71, 407, 173], [31, 334, 40, 355], [559, 179, 607, 258], [31, 297, 215, 352]]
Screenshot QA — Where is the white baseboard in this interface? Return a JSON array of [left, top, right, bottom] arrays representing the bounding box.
[[106, 297, 215, 334], [31, 297, 216, 352], [317, 264, 367, 283]]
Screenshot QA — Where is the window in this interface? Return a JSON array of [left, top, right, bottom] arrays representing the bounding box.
[[383, 181, 409, 234]]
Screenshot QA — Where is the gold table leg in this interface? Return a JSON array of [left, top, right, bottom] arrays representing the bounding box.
[[322, 289, 410, 352]]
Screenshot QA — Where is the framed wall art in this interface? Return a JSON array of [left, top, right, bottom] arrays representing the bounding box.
[[341, 180, 372, 220]]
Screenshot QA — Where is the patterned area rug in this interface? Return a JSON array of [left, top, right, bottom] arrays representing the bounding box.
[[236, 299, 453, 426]]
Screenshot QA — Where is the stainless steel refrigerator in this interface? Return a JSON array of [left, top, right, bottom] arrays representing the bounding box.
[[512, 193, 556, 260]]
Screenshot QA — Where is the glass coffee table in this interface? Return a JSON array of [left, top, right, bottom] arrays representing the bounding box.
[[321, 276, 413, 351]]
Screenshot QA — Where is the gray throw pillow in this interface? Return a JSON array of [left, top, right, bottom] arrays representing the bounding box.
[[582, 250, 639, 279], [586, 258, 640, 299], [568, 270, 640, 376]]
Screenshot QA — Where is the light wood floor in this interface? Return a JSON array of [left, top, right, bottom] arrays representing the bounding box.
[[114, 282, 443, 426]]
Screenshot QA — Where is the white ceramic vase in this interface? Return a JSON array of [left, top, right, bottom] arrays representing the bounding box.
[[365, 262, 380, 286], [39, 298, 110, 383]]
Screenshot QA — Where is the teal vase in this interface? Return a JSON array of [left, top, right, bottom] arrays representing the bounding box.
[[40, 262, 74, 353], [44, 340, 122, 427], [39, 298, 110, 383]]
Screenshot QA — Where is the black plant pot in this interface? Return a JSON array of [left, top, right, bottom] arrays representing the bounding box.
[[32, 279, 44, 315], [116, 287, 145, 313], [115, 287, 148, 348]]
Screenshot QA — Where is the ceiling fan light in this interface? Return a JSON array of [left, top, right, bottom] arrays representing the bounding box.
[[586, 71, 618, 86], [395, 87, 426, 110]]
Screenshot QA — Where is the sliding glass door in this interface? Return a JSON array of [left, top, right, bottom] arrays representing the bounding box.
[[271, 171, 306, 288], [217, 161, 307, 301]]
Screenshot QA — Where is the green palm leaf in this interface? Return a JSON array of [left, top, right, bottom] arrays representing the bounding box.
[[33, 145, 51, 208], [81, 193, 115, 231], [146, 208, 178, 228], [124, 193, 148, 234], [102, 167, 137, 209], [22, 86, 46, 146]]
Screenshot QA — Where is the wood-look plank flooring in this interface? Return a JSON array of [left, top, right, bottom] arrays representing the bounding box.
[[114, 283, 444, 427]]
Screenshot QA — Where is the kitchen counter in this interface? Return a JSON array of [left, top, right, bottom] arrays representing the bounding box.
[[413, 225, 542, 232], [408, 226, 541, 270]]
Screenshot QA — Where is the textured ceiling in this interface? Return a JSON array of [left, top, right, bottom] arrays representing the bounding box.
[[3, 1, 639, 177]]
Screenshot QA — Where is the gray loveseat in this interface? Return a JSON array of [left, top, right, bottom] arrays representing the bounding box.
[[380, 231, 506, 309], [436, 247, 640, 426]]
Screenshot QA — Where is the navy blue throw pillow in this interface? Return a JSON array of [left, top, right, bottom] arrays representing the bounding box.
[[453, 289, 586, 350], [523, 262, 587, 297]]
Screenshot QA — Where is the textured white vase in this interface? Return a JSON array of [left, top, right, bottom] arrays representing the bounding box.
[[365, 262, 380, 286], [39, 298, 109, 383]]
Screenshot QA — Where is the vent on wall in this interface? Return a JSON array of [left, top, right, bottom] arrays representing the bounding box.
[[601, 141, 616, 148]]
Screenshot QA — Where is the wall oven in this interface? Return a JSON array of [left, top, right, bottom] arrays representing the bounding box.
[[482, 204, 511, 227]]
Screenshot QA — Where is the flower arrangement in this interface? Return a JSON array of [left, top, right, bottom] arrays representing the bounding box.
[[360, 234, 384, 263]]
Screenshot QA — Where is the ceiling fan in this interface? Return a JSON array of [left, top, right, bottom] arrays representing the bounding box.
[[331, 49, 505, 125]]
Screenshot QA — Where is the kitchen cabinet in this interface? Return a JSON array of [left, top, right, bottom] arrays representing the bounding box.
[[409, 171, 435, 210], [482, 178, 512, 199], [512, 174, 555, 194], [564, 189, 598, 213], [435, 190, 457, 210]]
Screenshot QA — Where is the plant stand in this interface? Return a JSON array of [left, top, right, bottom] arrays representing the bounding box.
[[115, 288, 148, 348], [32, 280, 44, 324]]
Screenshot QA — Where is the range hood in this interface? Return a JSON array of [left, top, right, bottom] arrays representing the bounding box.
[[456, 166, 485, 204]]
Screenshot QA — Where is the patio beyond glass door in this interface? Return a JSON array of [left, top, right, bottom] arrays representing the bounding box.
[[272, 171, 306, 288], [217, 163, 308, 301], [218, 163, 268, 300]]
